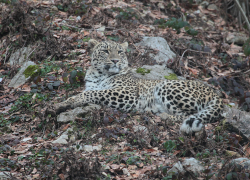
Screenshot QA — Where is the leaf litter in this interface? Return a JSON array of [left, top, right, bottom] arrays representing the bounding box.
[[0, 0, 250, 179]]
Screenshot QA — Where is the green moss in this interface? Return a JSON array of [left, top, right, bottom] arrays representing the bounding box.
[[136, 68, 150, 75], [82, 37, 90, 42], [164, 73, 178, 80], [23, 65, 39, 78]]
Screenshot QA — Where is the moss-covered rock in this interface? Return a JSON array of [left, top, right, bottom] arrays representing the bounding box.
[[136, 67, 151, 75], [23, 65, 40, 78], [164, 73, 178, 80]]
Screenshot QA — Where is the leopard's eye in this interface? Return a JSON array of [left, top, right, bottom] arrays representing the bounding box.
[[118, 50, 123, 54], [102, 50, 109, 54]]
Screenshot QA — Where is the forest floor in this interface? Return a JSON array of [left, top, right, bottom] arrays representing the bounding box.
[[0, 0, 250, 179]]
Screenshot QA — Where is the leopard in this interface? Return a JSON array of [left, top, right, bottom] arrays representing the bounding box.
[[52, 39, 224, 134]]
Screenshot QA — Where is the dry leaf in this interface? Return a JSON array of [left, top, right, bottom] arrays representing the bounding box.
[[58, 174, 65, 180], [62, 124, 71, 131]]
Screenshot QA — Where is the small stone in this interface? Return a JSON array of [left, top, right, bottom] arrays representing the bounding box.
[[200, 1, 209, 8], [192, 44, 202, 51], [51, 6, 58, 11], [47, 83, 53, 90], [229, 103, 235, 107], [194, 10, 200, 14], [159, 126, 164, 130], [149, 25, 155, 31], [123, 168, 131, 176], [52, 134, 68, 144], [83, 145, 102, 152], [21, 137, 32, 142], [207, 4, 218, 11], [97, 26, 105, 32], [201, 16, 207, 22], [157, 2, 164, 9], [203, 46, 211, 53], [76, 16, 81, 21], [31, 89, 38, 93], [53, 81, 61, 88], [133, 125, 148, 134], [207, 20, 214, 26], [50, 91, 56, 96]]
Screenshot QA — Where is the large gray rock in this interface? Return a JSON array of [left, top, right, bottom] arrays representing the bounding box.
[[0, 172, 11, 180], [8, 61, 36, 88], [9, 45, 33, 66], [223, 106, 250, 140], [230, 158, 250, 170], [135, 37, 176, 64], [57, 104, 101, 123]]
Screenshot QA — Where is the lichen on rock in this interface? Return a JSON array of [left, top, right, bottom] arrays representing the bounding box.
[[164, 73, 178, 80], [136, 67, 151, 75]]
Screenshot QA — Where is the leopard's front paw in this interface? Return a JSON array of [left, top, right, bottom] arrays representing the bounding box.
[[180, 116, 203, 134]]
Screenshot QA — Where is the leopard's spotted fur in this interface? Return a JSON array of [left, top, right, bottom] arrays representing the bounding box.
[[54, 39, 224, 133]]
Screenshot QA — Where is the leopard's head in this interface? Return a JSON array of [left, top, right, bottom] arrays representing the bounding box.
[[88, 39, 128, 74]]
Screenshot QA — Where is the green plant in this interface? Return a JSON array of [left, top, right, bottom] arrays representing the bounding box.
[[0, 0, 11, 4], [10, 93, 33, 112], [163, 140, 176, 152], [0, 158, 19, 171], [62, 66, 85, 85], [107, 36, 119, 42], [10, 93, 49, 113], [126, 156, 141, 165], [243, 38, 250, 56], [0, 114, 9, 127], [219, 53, 228, 64], [56, 1, 89, 15], [106, 154, 121, 164], [196, 149, 211, 159], [113, 7, 138, 21], [40, 59, 61, 77], [154, 17, 198, 35], [82, 37, 91, 42], [144, 154, 152, 164]]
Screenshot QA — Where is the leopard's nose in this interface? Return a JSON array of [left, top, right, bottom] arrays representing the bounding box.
[[111, 59, 119, 64]]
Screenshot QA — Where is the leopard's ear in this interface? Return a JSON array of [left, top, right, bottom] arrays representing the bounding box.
[[120, 42, 128, 50], [88, 39, 99, 49]]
